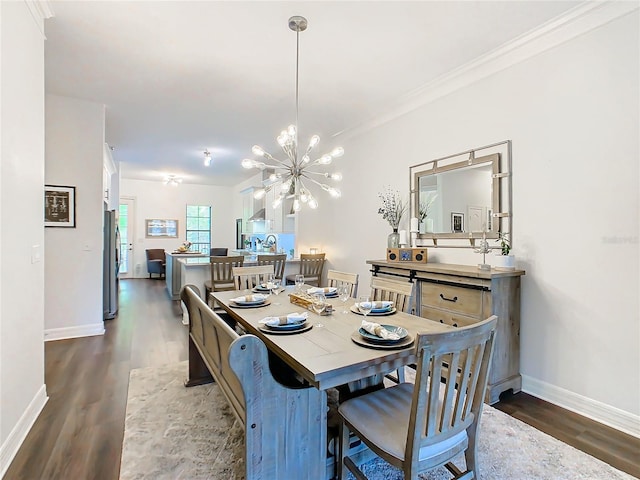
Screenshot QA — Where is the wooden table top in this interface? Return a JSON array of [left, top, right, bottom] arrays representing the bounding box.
[[212, 286, 451, 390]]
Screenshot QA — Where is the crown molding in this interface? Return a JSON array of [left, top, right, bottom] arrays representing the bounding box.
[[24, 0, 54, 39], [336, 1, 640, 141]]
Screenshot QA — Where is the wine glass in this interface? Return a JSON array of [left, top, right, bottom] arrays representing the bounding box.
[[271, 277, 282, 305], [338, 284, 350, 314], [295, 274, 305, 294], [358, 295, 373, 320], [312, 293, 326, 327]]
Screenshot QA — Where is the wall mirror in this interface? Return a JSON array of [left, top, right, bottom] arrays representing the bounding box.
[[409, 140, 512, 248]]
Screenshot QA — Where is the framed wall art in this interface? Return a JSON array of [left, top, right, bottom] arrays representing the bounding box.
[[145, 219, 179, 238], [45, 185, 76, 227], [451, 212, 464, 233]]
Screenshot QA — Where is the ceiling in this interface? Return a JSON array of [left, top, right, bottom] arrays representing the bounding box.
[[44, 1, 583, 186]]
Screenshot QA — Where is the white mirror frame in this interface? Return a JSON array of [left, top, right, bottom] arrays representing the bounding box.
[[409, 140, 512, 249]]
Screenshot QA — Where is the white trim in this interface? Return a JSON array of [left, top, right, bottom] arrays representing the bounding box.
[[522, 374, 640, 439], [337, 0, 640, 140], [24, 1, 54, 39], [44, 322, 105, 341], [0, 384, 48, 478]]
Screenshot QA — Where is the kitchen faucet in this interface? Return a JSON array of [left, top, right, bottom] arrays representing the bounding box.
[[265, 234, 277, 253]]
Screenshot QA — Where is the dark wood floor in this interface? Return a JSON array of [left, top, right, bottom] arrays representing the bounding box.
[[5, 279, 639, 479]]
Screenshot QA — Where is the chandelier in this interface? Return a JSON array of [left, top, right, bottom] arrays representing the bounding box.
[[241, 16, 343, 212]]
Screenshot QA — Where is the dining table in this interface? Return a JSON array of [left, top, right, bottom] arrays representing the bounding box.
[[210, 284, 452, 477], [212, 285, 452, 390]]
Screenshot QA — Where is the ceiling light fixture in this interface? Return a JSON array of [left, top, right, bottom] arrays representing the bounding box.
[[164, 174, 182, 186], [204, 149, 212, 167], [241, 16, 343, 212]]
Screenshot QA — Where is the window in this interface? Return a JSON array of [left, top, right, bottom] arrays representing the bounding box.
[[185, 205, 211, 254]]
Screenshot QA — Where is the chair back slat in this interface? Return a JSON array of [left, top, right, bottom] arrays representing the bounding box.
[[210, 255, 244, 291], [326, 270, 359, 297], [233, 265, 274, 290], [298, 253, 325, 284], [257, 254, 286, 280], [370, 277, 414, 313]]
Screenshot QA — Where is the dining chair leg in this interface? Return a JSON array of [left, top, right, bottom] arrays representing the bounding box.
[[338, 421, 350, 480]]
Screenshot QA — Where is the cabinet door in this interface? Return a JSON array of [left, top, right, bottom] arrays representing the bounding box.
[[242, 192, 253, 233], [264, 189, 283, 232]]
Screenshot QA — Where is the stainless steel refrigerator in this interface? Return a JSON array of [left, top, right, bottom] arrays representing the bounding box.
[[103, 209, 120, 320]]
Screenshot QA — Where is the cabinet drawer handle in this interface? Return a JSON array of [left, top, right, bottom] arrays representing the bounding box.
[[439, 293, 458, 303]]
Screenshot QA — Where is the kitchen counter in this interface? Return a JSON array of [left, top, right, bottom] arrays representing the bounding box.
[[165, 251, 208, 300]]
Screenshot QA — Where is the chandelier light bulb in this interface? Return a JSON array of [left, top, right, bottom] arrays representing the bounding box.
[[252, 145, 265, 157], [272, 194, 283, 209], [308, 197, 318, 209], [300, 190, 309, 202], [253, 188, 266, 200], [330, 147, 344, 158], [293, 197, 301, 211], [269, 173, 279, 181], [301, 155, 310, 164], [319, 154, 332, 165], [287, 125, 296, 136], [328, 187, 341, 198], [241, 158, 254, 169], [309, 135, 320, 148], [327, 172, 342, 181]]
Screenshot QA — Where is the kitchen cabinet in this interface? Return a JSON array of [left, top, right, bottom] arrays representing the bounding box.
[[366, 259, 525, 405], [264, 188, 283, 232], [241, 187, 264, 233]]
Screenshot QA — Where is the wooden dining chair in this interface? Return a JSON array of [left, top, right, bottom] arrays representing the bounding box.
[[232, 265, 274, 290], [368, 276, 416, 384], [338, 316, 498, 480], [285, 253, 326, 286], [326, 270, 359, 297], [257, 254, 287, 281], [338, 276, 415, 398], [370, 276, 414, 313], [205, 255, 244, 308]]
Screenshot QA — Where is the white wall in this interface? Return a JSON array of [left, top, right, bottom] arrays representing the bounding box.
[[0, 2, 48, 475], [120, 179, 236, 278], [298, 10, 639, 433], [44, 94, 105, 340]]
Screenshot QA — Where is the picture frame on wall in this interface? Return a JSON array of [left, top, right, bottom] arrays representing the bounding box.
[[44, 185, 76, 227], [451, 212, 464, 233], [145, 219, 179, 238]]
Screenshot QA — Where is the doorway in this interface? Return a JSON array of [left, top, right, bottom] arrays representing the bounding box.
[[119, 197, 136, 278]]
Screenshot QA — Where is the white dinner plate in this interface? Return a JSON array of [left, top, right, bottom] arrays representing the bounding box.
[[350, 305, 397, 316]]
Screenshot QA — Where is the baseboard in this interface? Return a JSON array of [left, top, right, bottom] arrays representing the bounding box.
[[522, 374, 640, 439], [44, 322, 105, 341], [0, 384, 48, 478]]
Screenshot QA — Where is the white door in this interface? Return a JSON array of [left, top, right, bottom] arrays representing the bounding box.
[[467, 205, 485, 233], [119, 197, 136, 278]]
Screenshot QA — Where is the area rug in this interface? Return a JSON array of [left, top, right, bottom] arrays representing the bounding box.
[[120, 362, 634, 480]]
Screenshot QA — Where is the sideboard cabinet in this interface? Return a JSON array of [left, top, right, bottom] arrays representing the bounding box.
[[366, 260, 525, 404]]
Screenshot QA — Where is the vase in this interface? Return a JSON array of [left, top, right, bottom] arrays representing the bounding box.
[[494, 254, 515, 270], [387, 229, 400, 248]]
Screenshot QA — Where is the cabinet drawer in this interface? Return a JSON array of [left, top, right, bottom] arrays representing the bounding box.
[[421, 306, 478, 329], [421, 282, 484, 317]]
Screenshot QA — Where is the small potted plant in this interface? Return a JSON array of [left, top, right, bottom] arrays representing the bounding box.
[[494, 232, 515, 270]]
